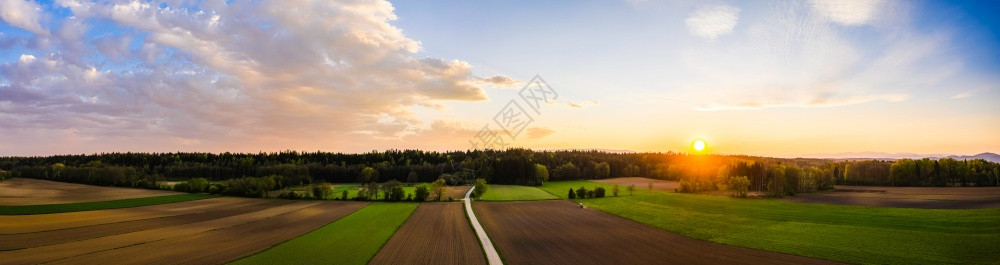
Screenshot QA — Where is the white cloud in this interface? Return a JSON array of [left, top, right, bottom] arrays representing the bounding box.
[[685, 5, 740, 39], [0, 0, 47, 35], [810, 0, 882, 26], [0, 0, 500, 154]]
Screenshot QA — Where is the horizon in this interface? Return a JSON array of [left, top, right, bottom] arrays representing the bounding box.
[[1, 0, 999, 156]]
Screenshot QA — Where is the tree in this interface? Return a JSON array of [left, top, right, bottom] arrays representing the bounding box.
[[473, 178, 489, 197], [187, 178, 209, 192], [568, 188, 576, 199], [406, 171, 418, 186], [627, 184, 636, 196], [623, 164, 640, 177], [728, 176, 750, 198], [312, 182, 332, 199], [575, 186, 587, 199], [358, 166, 379, 183], [341, 189, 349, 200], [594, 162, 610, 179], [594, 187, 606, 198], [383, 180, 405, 201], [648, 182, 653, 190], [414, 185, 430, 201], [431, 178, 447, 201], [533, 164, 549, 185], [553, 162, 580, 180], [612, 184, 620, 197]]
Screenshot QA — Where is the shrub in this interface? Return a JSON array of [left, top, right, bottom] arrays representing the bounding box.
[[587, 190, 595, 198], [568, 188, 576, 199], [612, 184, 620, 197], [187, 178, 209, 192], [575, 187, 587, 199], [627, 184, 636, 196], [341, 190, 349, 200], [414, 185, 430, 201], [728, 176, 750, 198], [173, 182, 191, 192], [279, 191, 301, 199], [473, 179, 489, 197], [594, 187, 606, 198], [313, 182, 333, 199]]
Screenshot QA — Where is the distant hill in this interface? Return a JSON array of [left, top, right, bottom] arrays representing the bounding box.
[[799, 152, 1000, 163], [946, 152, 1000, 163]]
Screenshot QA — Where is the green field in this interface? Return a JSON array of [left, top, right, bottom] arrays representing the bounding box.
[[579, 184, 1000, 265], [231, 203, 418, 265], [329, 184, 419, 200], [476, 184, 558, 201], [0, 193, 216, 215], [538, 180, 622, 199]]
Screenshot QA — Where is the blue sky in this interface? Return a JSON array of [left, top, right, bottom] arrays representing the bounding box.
[[0, 0, 998, 156]]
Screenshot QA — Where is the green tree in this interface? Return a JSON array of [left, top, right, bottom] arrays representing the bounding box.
[[594, 162, 610, 179], [533, 164, 549, 185], [627, 184, 636, 196], [553, 162, 580, 180], [612, 184, 620, 197], [406, 171, 418, 186], [473, 179, 489, 197], [312, 182, 332, 199], [594, 187, 606, 198], [431, 178, 447, 201], [414, 185, 430, 201], [728, 176, 750, 198], [568, 188, 576, 199], [358, 167, 378, 183], [575, 186, 588, 199]]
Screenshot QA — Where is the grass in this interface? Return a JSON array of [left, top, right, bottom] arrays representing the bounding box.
[[538, 180, 621, 198], [476, 184, 558, 201], [578, 182, 1000, 265], [0, 193, 216, 215], [230, 203, 418, 265], [329, 184, 418, 200]]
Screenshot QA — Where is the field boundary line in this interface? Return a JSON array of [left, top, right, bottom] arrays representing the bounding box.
[[465, 187, 503, 265]]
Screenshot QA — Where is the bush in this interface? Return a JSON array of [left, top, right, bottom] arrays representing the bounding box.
[[575, 187, 587, 199], [594, 187, 606, 198], [473, 179, 489, 197], [187, 178, 209, 192], [728, 176, 750, 198], [612, 184, 620, 197], [587, 190, 594, 198], [414, 185, 430, 201], [568, 188, 576, 199], [312, 182, 333, 199], [341, 190, 349, 200], [173, 182, 191, 192], [279, 191, 302, 199]]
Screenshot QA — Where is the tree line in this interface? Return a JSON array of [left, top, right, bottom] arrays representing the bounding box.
[[2, 149, 997, 197]]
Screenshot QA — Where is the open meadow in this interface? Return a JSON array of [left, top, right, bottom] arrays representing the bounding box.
[[784, 185, 1000, 209]]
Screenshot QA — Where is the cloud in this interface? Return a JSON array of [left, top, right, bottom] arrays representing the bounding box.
[[566, 100, 600, 108], [478, 75, 519, 87], [810, 0, 883, 26], [525, 127, 554, 139], [676, 0, 947, 111], [0, 0, 48, 35], [0, 0, 499, 154], [685, 5, 740, 39]]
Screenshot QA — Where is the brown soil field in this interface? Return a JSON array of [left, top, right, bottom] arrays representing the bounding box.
[[47, 201, 369, 265], [0, 178, 178, 205], [433, 185, 473, 201], [593, 177, 680, 192], [0, 199, 274, 250], [370, 203, 486, 265], [783, 185, 1000, 209], [0, 197, 248, 234], [0, 200, 324, 264], [474, 201, 841, 265]]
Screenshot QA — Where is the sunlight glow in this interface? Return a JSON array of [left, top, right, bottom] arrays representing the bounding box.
[[692, 139, 707, 152]]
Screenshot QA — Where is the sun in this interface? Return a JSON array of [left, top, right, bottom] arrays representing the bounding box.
[[692, 139, 707, 152]]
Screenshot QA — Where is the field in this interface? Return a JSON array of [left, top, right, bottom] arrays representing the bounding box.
[[0, 193, 215, 215], [477, 184, 558, 201], [0, 198, 368, 264], [784, 185, 1000, 209], [0, 178, 179, 205], [370, 203, 486, 265], [583, 187, 1000, 265], [232, 203, 418, 265], [593, 177, 680, 192], [329, 184, 471, 201], [538, 180, 619, 199], [473, 200, 838, 265]]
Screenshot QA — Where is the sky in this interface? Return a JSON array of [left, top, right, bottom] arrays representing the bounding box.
[[0, 0, 998, 157]]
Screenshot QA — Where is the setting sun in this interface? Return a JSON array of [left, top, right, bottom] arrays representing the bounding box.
[[692, 139, 707, 152]]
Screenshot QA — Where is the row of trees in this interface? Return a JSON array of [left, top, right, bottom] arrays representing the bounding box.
[[3, 150, 997, 192]]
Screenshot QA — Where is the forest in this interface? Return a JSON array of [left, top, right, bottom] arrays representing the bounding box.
[[2, 149, 997, 197]]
